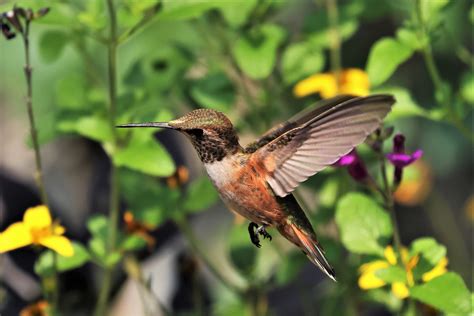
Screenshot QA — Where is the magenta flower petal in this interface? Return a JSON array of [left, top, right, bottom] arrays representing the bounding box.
[[386, 150, 423, 168], [337, 152, 356, 166], [334, 150, 369, 182]]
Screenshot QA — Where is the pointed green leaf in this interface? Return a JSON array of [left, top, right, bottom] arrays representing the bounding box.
[[190, 73, 236, 111], [35, 242, 90, 276], [114, 130, 175, 177], [281, 42, 324, 84], [375, 266, 407, 283], [335, 193, 392, 255], [410, 272, 471, 314], [233, 24, 286, 79], [39, 30, 68, 63], [410, 237, 446, 266], [366, 37, 414, 87], [183, 176, 218, 213]]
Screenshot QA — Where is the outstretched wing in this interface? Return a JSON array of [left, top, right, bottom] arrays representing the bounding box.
[[244, 95, 355, 153], [252, 94, 395, 197]]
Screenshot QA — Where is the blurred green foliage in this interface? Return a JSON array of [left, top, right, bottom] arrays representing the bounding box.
[[0, 0, 472, 315]]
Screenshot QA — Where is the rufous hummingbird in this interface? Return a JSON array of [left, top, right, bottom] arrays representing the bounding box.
[[118, 94, 395, 281]]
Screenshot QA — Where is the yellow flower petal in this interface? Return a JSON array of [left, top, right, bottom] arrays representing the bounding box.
[[40, 236, 74, 257], [358, 260, 389, 290], [359, 260, 390, 273], [339, 68, 370, 96], [23, 205, 52, 230], [293, 74, 337, 98], [384, 246, 397, 265], [0, 222, 33, 252], [422, 257, 448, 282], [392, 282, 409, 299], [53, 224, 65, 236], [341, 68, 370, 88], [359, 271, 386, 289]]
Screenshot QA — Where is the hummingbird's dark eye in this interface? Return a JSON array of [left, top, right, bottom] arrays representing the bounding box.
[[187, 128, 203, 138]]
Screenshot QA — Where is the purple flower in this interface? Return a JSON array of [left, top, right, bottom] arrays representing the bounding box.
[[335, 149, 369, 182], [386, 134, 423, 185]]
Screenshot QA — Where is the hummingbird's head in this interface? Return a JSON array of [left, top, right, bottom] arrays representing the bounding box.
[[117, 109, 241, 163]]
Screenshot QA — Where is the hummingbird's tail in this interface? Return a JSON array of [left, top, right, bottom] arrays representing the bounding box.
[[285, 223, 337, 282]]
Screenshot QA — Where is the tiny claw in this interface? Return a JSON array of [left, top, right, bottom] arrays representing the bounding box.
[[248, 222, 261, 248], [257, 225, 272, 242]]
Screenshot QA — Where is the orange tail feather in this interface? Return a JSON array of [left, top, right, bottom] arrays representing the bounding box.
[[290, 224, 336, 282]]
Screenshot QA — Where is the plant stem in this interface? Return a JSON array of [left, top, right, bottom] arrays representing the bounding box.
[[378, 153, 402, 252], [22, 20, 49, 207], [414, 0, 473, 142], [326, 0, 342, 87], [21, 18, 59, 314], [175, 216, 246, 294], [94, 0, 120, 314]]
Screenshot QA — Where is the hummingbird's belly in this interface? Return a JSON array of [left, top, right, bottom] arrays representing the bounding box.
[[204, 156, 283, 226]]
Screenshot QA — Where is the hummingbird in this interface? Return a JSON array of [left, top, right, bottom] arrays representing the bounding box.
[[117, 94, 395, 281]]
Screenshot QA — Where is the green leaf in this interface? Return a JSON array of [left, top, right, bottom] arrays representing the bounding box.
[[335, 193, 392, 255], [218, 0, 257, 28], [396, 28, 420, 51], [233, 24, 286, 79], [281, 42, 324, 84], [373, 86, 429, 120], [58, 115, 113, 142], [460, 72, 474, 105], [411, 272, 471, 314], [190, 73, 236, 111], [114, 129, 175, 177], [366, 37, 414, 87], [307, 18, 359, 48], [419, 0, 450, 24], [470, 5, 474, 24], [119, 169, 180, 227], [121, 235, 147, 251], [375, 266, 406, 283], [183, 177, 218, 213], [410, 237, 446, 266], [55, 73, 87, 110], [35, 242, 90, 276], [39, 30, 68, 63], [159, 0, 223, 20]]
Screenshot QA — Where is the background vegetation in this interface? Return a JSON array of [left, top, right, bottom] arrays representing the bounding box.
[[0, 0, 472, 315]]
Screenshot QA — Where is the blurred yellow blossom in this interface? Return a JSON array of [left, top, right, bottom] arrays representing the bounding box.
[[0, 205, 73, 257], [394, 160, 432, 206], [293, 68, 370, 98], [358, 245, 447, 299]]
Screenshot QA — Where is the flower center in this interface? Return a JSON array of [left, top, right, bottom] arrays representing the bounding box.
[[30, 227, 52, 243]]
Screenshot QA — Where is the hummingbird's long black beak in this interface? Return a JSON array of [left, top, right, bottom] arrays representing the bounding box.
[[116, 122, 174, 129]]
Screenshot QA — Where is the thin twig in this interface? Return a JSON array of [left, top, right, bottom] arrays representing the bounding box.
[[326, 0, 341, 88], [94, 0, 120, 314]]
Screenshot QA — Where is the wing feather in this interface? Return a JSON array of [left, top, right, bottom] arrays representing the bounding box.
[[254, 94, 395, 197]]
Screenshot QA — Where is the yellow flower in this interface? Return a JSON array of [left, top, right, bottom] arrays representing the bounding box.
[[358, 245, 447, 300], [293, 68, 370, 99], [422, 257, 448, 282], [0, 205, 73, 257]]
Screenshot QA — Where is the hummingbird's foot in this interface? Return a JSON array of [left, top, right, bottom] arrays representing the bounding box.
[[248, 222, 261, 248], [257, 225, 272, 241]]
